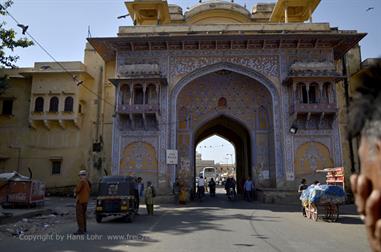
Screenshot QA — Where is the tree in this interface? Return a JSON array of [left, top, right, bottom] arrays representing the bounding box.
[[0, 0, 33, 68]]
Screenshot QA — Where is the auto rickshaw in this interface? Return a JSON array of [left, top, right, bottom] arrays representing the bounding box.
[[95, 176, 138, 223]]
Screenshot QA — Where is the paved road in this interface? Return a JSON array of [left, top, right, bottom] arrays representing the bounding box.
[[0, 190, 370, 252]]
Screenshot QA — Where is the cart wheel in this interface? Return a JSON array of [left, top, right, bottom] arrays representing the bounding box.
[[330, 204, 339, 222], [96, 214, 102, 223], [311, 204, 318, 221], [124, 214, 134, 223], [324, 205, 330, 219], [306, 204, 311, 219]]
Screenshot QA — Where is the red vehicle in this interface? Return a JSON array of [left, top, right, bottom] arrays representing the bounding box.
[[0, 171, 45, 208]]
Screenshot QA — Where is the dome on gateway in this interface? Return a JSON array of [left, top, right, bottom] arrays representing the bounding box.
[[185, 0, 252, 24]]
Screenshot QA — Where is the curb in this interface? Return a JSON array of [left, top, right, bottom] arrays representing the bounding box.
[[0, 209, 52, 225]]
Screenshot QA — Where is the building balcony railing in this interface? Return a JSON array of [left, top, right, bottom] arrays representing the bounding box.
[[290, 103, 337, 115], [29, 111, 82, 129], [117, 104, 160, 114]]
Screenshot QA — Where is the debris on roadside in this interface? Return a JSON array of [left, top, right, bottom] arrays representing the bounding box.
[[0, 208, 71, 239]]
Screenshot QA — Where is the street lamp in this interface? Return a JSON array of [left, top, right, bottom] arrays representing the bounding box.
[[289, 124, 298, 134], [226, 153, 234, 172]]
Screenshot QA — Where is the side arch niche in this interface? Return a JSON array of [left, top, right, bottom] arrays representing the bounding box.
[[294, 141, 333, 182], [120, 141, 158, 186]]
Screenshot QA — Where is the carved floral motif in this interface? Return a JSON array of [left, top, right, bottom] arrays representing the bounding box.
[[173, 56, 279, 78]]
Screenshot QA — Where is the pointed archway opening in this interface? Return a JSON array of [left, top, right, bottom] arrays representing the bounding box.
[[194, 115, 251, 194], [196, 135, 236, 194]]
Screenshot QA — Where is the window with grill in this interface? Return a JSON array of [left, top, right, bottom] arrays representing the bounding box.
[[34, 97, 44, 112], [64, 97, 74, 112], [2, 99, 13, 115], [51, 161, 61, 175], [49, 97, 59, 112]]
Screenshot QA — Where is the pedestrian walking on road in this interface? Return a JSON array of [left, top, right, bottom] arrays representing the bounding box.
[[298, 178, 308, 216], [144, 181, 155, 215], [243, 177, 254, 202], [74, 170, 91, 235], [135, 177, 144, 214], [172, 177, 180, 203], [197, 175, 205, 201], [208, 178, 216, 197]]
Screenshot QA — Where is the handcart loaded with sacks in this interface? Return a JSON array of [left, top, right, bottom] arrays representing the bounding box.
[[300, 167, 346, 222]]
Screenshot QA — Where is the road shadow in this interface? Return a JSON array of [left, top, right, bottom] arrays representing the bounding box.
[[336, 216, 364, 225]]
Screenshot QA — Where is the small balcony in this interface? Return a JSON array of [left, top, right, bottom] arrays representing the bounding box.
[[29, 111, 82, 129], [116, 104, 160, 114], [290, 103, 337, 116]]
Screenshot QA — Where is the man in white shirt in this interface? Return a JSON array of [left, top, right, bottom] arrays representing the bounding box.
[[197, 175, 205, 200]]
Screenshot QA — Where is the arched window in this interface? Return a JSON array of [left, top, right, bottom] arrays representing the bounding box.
[[121, 85, 131, 105], [145, 84, 157, 104], [49, 97, 59, 112], [34, 97, 44, 112], [300, 83, 308, 104], [64, 97, 74, 112], [134, 85, 144, 104], [308, 83, 318, 104]]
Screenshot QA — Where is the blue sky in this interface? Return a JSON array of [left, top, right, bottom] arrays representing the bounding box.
[[3, 0, 381, 163], [4, 0, 380, 67], [197, 136, 236, 164]]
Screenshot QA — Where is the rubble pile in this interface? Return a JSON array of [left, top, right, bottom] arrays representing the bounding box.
[[0, 213, 62, 239], [0, 201, 96, 239]]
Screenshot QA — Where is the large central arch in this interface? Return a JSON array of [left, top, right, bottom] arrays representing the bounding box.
[[170, 62, 284, 188]]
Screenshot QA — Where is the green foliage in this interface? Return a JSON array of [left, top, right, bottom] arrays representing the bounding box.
[[0, 0, 33, 68]]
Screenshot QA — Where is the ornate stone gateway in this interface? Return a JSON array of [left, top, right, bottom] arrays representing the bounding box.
[[89, 0, 364, 194], [175, 67, 276, 189]]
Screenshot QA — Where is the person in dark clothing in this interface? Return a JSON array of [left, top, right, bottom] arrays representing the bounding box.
[[208, 178, 216, 197], [298, 178, 308, 216], [225, 176, 236, 198], [133, 177, 139, 213], [298, 178, 308, 193], [225, 177, 231, 195], [172, 177, 180, 203]]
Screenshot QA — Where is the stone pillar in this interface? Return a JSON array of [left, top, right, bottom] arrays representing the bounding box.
[[130, 83, 134, 105], [143, 83, 147, 105], [318, 82, 323, 103], [284, 3, 288, 23], [156, 83, 159, 105]]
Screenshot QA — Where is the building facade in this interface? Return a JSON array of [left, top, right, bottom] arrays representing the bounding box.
[[0, 48, 113, 192], [0, 0, 365, 194]]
